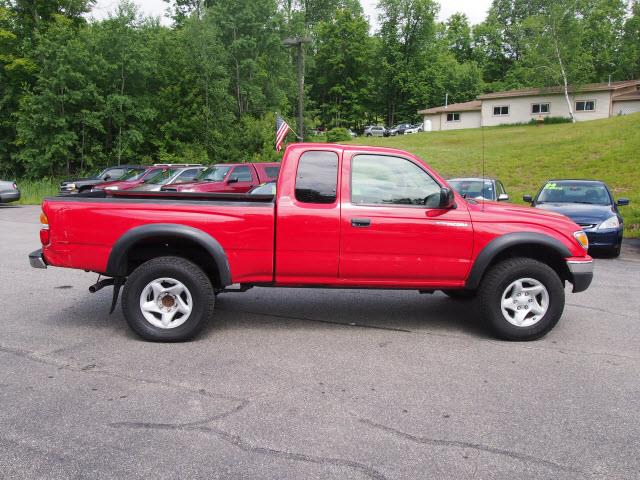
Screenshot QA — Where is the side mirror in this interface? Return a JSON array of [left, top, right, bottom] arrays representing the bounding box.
[[617, 198, 629, 206], [426, 187, 455, 209], [498, 193, 509, 201], [227, 177, 239, 184], [523, 194, 533, 203], [103, 175, 111, 181]]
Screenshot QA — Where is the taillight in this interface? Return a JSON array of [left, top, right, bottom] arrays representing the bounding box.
[[40, 211, 50, 245], [13, 182, 17, 190]]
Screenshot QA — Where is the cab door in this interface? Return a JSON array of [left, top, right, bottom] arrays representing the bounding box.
[[226, 165, 257, 192], [275, 148, 342, 285], [339, 152, 473, 286]]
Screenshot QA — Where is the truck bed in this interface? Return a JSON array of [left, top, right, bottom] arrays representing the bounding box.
[[68, 189, 275, 203], [42, 190, 276, 283]]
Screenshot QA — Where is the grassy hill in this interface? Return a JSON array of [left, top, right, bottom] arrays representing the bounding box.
[[349, 113, 640, 237]]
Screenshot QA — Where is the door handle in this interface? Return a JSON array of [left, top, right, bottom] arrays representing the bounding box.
[[351, 218, 371, 227]]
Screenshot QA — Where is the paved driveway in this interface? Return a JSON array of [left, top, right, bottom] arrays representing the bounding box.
[[1, 205, 639, 479]]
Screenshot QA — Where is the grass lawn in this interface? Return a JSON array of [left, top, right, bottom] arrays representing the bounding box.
[[348, 112, 640, 237], [16, 178, 61, 205]]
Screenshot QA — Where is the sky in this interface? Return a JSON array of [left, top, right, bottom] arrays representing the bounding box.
[[90, 0, 492, 27]]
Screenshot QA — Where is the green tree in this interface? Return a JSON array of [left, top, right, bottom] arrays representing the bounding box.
[[375, 0, 439, 125], [443, 13, 472, 63], [309, 8, 373, 128]]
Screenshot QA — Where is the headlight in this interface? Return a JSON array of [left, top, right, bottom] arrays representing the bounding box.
[[597, 216, 619, 230], [104, 186, 119, 191], [66, 183, 76, 191], [573, 231, 589, 251]]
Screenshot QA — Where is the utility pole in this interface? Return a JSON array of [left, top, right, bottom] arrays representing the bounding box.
[[283, 37, 311, 142]]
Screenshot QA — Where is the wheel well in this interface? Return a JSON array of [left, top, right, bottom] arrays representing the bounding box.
[[124, 236, 222, 288], [482, 244, 570, 285]]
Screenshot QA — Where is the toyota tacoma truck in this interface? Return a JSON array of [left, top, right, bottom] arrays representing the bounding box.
[[29, 144, 593, 342]]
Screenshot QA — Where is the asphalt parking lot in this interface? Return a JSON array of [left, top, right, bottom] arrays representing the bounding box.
[[1, 204, 639, 480]]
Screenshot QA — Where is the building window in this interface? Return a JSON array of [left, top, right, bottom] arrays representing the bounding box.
[[446, 112, 460, 122], [493, 105, 509, 116], [531, 103, 550, 114], [576, 100, 595, 112]]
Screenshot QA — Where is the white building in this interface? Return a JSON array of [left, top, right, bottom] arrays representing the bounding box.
[[419, 80, 640, 132]]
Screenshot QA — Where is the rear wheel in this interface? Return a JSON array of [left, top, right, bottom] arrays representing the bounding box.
[[479, 258, 564, 341], [121, 256, 215, 342]]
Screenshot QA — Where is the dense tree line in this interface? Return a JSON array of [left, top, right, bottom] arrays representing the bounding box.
[[0, 0, 638, 177]]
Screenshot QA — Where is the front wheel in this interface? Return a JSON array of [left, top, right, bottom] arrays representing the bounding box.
[[121, 256, 215, 342], [479, 258, 565, 341]]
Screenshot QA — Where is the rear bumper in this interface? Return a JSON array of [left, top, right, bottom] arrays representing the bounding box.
[[29, 249, 47, 269], [567, 260, 593, 293], [0, 190, 20, 203]]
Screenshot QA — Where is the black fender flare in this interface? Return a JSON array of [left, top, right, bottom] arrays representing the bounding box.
[[465, 232, 572, 290], [105, 223, 232, 286]]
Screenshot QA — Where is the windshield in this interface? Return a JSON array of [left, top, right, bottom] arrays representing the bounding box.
[[145, 169, 178, 185], [118, 168, 146, 181], [250, 182, 276, 195], [449, 180, 495, 200], [196, 166, 231, 182], [537, 182, 611, 205]]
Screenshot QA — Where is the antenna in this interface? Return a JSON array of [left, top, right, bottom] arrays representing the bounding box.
[[481, 120, 486, 211]]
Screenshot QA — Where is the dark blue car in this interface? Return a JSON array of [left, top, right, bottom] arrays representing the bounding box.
[[524, 180, 629, 257]]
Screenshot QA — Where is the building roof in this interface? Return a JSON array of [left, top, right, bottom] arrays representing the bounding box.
[[478, 80, 640, 100], [418, 100, 481, 115], [612, 90, 640, 101]]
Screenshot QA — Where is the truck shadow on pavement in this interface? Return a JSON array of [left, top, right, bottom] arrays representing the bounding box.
[[51, 288, 488, 341]]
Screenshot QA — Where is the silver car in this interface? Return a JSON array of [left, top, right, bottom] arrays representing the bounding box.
[[364, 125, 387, 137], [0, 180, 20, 203], [133, 166, 205, 192], [448, 177, 510, 202]]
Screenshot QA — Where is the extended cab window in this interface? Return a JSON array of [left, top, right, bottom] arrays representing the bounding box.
[[351, 155, 440, 206], [229, 166, 253, 182], [295, 151, 338, 204]]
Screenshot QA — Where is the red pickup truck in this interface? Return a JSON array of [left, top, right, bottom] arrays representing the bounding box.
[[30, 144, 593, 342], [161, 162, 280, 193]]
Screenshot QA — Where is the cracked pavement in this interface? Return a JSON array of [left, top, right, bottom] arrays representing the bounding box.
[[1, 205, 639, 479]]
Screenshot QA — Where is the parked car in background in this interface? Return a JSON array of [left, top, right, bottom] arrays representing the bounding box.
[[132, 166, 206, 192], [404, 124, 423, 134], [248, 181, 276, 195], [162, 163, 280, 193], [448, 178, 510, 202], [364, 126, 387, 137], [388, 123, 413, 136], [92, 164, 202, 192], [524, 180, 629, 257], [59, 165, 144, 194], [0, 180, 20, 203]]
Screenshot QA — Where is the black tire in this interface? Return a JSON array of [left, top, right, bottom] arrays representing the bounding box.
[[121, 256, 215, 342], [610, 243, 621, 258], [442, 289, 476, 300], [479, 257, 565, 341]]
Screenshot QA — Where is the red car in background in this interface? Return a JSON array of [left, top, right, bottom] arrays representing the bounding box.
[[93, 164, 202, 191], [162, 163, 280, 193]]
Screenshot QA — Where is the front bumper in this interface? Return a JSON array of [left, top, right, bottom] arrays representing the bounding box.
[[0, 190, 20, 203], [29, 249, 47, 269], [584, 227, 623, 249], [567, 260, 593, 293]]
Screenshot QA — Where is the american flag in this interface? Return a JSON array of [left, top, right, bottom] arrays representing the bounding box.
[[275, 115, 291, 152]]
